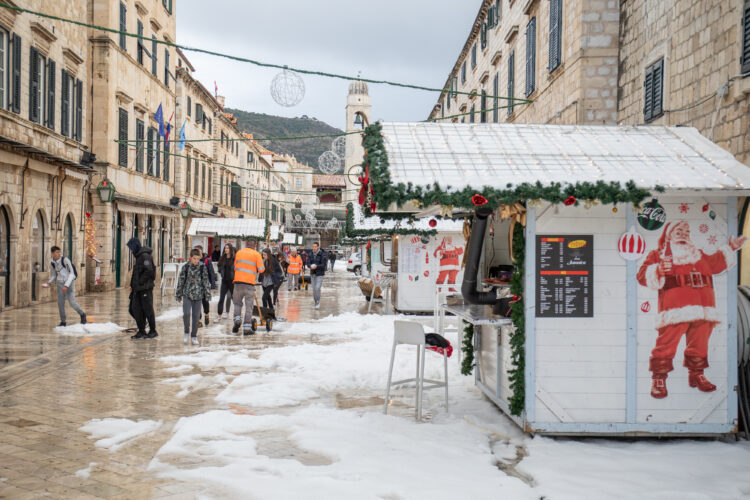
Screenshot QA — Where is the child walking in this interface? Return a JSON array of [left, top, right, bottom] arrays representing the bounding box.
[[176, 249, 212, 345]]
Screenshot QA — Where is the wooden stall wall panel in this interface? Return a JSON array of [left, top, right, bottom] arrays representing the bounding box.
[[478, 326, 498, 394]]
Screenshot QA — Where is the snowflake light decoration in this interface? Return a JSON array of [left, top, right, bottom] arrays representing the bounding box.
[[679, 203, 689, 213], [332, 135, 347, 159], [318, 151, 342, 175], [699, 223, 709, 234], [270, 69, 305, 107]]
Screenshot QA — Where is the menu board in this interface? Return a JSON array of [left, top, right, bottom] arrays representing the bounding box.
[[536, 235, 593, 318]]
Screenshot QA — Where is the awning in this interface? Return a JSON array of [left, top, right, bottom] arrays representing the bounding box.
[[187, 218, 267, 239]]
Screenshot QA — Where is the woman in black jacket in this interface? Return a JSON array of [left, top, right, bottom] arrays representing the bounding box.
[[260, 248, 282, 312], [217, 244, 235, 319]]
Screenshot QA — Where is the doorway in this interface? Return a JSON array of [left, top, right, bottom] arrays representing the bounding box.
[[0, 206, 10, 306], [63, 214, 73, 260], [115, 211, 122, 287]]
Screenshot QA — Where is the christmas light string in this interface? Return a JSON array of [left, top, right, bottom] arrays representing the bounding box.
[[0, 3, 533, 104]]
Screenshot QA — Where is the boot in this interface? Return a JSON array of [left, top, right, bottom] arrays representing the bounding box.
[[684, 356, 717, 392], [80, 313, 87, 325], [232, 321, 240, 334], [131, 331, 147, 339], [649, 357, 673, 399], [146, 330, 159, 339], [204, 314, 210, 326]]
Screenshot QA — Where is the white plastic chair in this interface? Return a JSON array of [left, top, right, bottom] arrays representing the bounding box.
[[384, 320, 449, 420], [161, 263, 179, 296]]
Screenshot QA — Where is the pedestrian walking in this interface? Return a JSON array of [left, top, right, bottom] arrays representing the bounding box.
[[232, 239, 265, 334], [217, 244, 235, 319], [44, 246, 86, 327], [329, 250, 337, 270], [194, 245, 216, 326], [273, 252, 283, 305], [261, 249, 283, 313], [126, 238, 158, 339], [176, 248, 212, 345], [277, 252, 288, 278], [309, 242, 328, 309], [286, 248, 303, 291], [211, 244, 221, 262]]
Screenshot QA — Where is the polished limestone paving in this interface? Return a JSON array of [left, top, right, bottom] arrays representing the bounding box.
[[0, 269, 380, 499]]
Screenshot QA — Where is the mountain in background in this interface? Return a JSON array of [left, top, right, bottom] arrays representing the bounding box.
[[226, 108, 344, 170]]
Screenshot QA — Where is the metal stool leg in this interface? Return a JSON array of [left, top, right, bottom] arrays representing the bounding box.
[[384, 339, 397, 414], [444, 350, 449, 411], [418, 345, 426, 421]]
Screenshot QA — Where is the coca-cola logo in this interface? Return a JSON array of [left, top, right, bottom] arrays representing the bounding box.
[[638, 199, 666, 230]]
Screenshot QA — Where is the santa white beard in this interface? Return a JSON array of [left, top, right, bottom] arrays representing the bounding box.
[[670, 241, 702, 265]]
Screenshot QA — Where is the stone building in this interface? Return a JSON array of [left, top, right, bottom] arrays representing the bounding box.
[[88, 0, 178, 290], [344, 80, 371, 205], [0, 1, 93, 309]]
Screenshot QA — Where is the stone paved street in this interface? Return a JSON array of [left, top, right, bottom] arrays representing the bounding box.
[[0, 269, 384, 499]]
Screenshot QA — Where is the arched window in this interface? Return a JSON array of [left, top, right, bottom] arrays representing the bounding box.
[[63, 214, 73, 259], [32, 210, 45, 271]]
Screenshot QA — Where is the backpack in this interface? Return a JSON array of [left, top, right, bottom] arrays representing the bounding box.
[[51, 256, 77, 280]]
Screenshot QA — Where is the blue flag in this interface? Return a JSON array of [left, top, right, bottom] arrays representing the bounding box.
[[155, 104, 165, 137], [178, 122, 186, 151]]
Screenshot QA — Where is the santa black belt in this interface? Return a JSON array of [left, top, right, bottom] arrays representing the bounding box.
[[663, 272, 713, 290]]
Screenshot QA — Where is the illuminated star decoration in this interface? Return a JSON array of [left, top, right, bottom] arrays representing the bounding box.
[[679, 203, 689, 213]]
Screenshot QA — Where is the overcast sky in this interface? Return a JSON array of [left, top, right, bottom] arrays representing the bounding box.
[[177, 0, 481, 130]]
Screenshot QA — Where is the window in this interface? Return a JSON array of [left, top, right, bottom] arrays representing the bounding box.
[[151, 36, 157, 77], [187, 96, 192, 117], [118, 108, 128, 167], [195, 103, 203, 125], [469, 104, 475, 123], [247, 151, 254, 163], [496, 0, 502, 23], [164, 48, 170, 87], [137, 20, 144, 64], [119, 3, 127, 51], [644, 58, 664, 122], [29, 47, 44, 123], [507, 51, 515, 116], [0, 28, 7, 109], [74, 79, 82, 141], [481, 23, 488, 50], [271, 204, 277, 222], [220, 131, 224, 147], [487, 3, 496, 29], [146, 127, 155, 175], [480, 90, 487, 123], [220, 175, 224, 204], [296, 178, 302, 189], [45, 59, 55, 130], [471, 44, 477, 69], [135, 119, 144, 172], [493, 73, 499, 122], [208, 118, 212, 135], [186, 155, 191, 193], [61, 70, 70, 136], [461, 61, 467, 84], [163, 138, 169, 181], [201, 163, 206, 198], [163, 0, 173, 15], [549, 0, 562, 72], [193, 158, 199, 195], [742, 1, 750, 74], [207, 167, 212, 199], [525, 17, 536, 97], [10, 33, 20, 113]]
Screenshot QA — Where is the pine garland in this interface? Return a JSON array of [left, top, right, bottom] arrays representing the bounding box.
[[361, 122, 662, 213], [508, 222, 526, 416], [344, 202, 438, 237], [460, 322, 475, 376]]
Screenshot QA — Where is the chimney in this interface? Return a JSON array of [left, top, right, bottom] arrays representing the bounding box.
[[216, 95, 226, 108]]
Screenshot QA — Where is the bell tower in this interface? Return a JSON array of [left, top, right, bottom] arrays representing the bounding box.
[[344, 80, 371, 204]]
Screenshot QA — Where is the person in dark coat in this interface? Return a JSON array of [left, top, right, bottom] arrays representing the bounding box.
[[194, 245, 216, 326], [260, 248, 283, 313], [328, 250, 337, 270], [217, 244, 235, 319], [309, 243, 328, 309], [211, 244, 221, 262], [127, 237, 157, 339]]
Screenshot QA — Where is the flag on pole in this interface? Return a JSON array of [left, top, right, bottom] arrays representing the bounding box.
[[164, 112, 174, 148], [178, 122, 186, 151], [155, 104, 165, 137], [214, 81, 218, 97]]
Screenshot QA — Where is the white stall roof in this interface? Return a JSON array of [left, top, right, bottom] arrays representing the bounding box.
[[270, 225, 281, 241], [380, 122, 750, 192], [352, 202, 463, 233], [187, 218, 266, 238]]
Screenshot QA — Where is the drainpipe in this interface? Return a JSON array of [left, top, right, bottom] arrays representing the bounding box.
[[18, 159, 29, 229], [56, 170, 68, 232]]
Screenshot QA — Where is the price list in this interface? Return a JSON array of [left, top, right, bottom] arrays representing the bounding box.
[[535, 235, 593, 318]]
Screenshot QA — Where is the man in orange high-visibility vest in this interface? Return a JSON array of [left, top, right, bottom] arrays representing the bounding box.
[[232, 239, 265, 334], [286, 247, 303, 291]]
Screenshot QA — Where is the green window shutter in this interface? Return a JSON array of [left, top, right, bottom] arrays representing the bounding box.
[[46, 59, 55, 129], [525, 17, 536, 97], [75, 80, 83, 141], [643, 64, 654, 121], [549, 0, 562, 72], [151, 37, 158, 76], [507, 51, 514, 116], [137, 20, 143, 64], [136, 119, 144, 172], [493, 73, 499, 122], [163, 138, 169, 181], [155, 134, 161, 178], [147, 127, 154, 175], [119, 3, 127, 51], [742, 1, 750, 74], [194, 158, 199, 195], [10, 34, 20, 113], [118, 108, 128, 167], [652, 59, 664, 118], [61, 70, 69, 136], [164, 48, 169, 87], [29, 46, 39, 123], [186, 157, 191, 193], [187, 96, 191, 116]]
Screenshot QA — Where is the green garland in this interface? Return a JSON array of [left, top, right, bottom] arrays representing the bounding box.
[[460, 322, 475, 376], [344, 202, 438, 237], [508, 222, 526, 416], [361, 122, 662, 213]]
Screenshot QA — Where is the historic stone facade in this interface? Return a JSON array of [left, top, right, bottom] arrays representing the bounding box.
[[0, 1, 92, 309]]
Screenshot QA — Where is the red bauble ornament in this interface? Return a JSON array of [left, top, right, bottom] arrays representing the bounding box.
[[564, 196, 576, 206], [424, 270, 430, 277], [471, 194, 488, 206], [702, 203, 710, 212], [429, 219, 437, 228], [618, 226, 646, 261], [641, 301, 651, 313]]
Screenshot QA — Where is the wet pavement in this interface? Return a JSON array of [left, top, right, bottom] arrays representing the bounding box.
[[0, 268, 386, 499]]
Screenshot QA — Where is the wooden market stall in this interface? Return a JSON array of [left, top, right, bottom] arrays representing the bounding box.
[[361, 121, 750, 436], [187, 218, 270, 252]]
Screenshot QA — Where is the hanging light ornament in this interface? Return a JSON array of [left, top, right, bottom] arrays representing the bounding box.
[[270, 68, 305, 107], [318, 150, 342, 174]]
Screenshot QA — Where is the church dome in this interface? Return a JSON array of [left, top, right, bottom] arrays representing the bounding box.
[[348, 80, 369, 95]]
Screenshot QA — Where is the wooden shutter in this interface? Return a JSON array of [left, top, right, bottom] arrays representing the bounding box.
[[549, 0, 562, 71], [29, 47, 39, 122], [525, 17, 536, 97], [163, 138, 169, 181], [652, 59, 664, 118], [119, 3, 126, 50], [643, 64, 654, 121], [493, 73, 499, 122], [118, 108, 128, 167], [196, 103, 203, 124], [187, 96, 191, 116], [481, 23, 488, 50], [75, 80, 83, 141], [155, 134, 161, 178], [46, 60, 55, 129], [151, 37, 157, 76], [136, 119, 144, 172], [507, 51, 514, 116], [164, 48, 169, 87], [194, 158, 199, 195], [147, 127, 154, 175], [61, 70, 69, 136], [186, 157, 191, 193], [11, 33, 20, 113], [743, 1, 750, 74], [137, 21, 144, 64]]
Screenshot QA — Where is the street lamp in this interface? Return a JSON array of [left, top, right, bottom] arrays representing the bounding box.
[[96, 178, 116, 203], [180, 202, 192, 219]]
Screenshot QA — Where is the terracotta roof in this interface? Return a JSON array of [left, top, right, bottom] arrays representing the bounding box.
[[313, 174, 346, 187]]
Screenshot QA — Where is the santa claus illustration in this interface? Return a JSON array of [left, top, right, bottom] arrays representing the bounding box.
[[637, 220, 746, 399], [434, 236, 464, 285]]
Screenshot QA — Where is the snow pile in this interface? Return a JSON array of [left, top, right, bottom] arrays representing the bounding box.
[[79, 418, 162, 451], [55, 322, 125, 336], [163, 372, 230, 399], [74, 462, 98, 479], [149, 406, 534, 500], [156, 306, 183, 321]]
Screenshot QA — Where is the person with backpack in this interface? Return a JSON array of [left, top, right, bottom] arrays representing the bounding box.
[[127, 238, 158, 339], [43, 246, 86, 327], [194, 245, 217, 326], [260, 248, 283, 313], [217, 244, 235, 319], [176, 248, 212, 345]]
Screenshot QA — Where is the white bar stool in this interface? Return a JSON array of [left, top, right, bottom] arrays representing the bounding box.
[[384, 320, 449, 420]]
